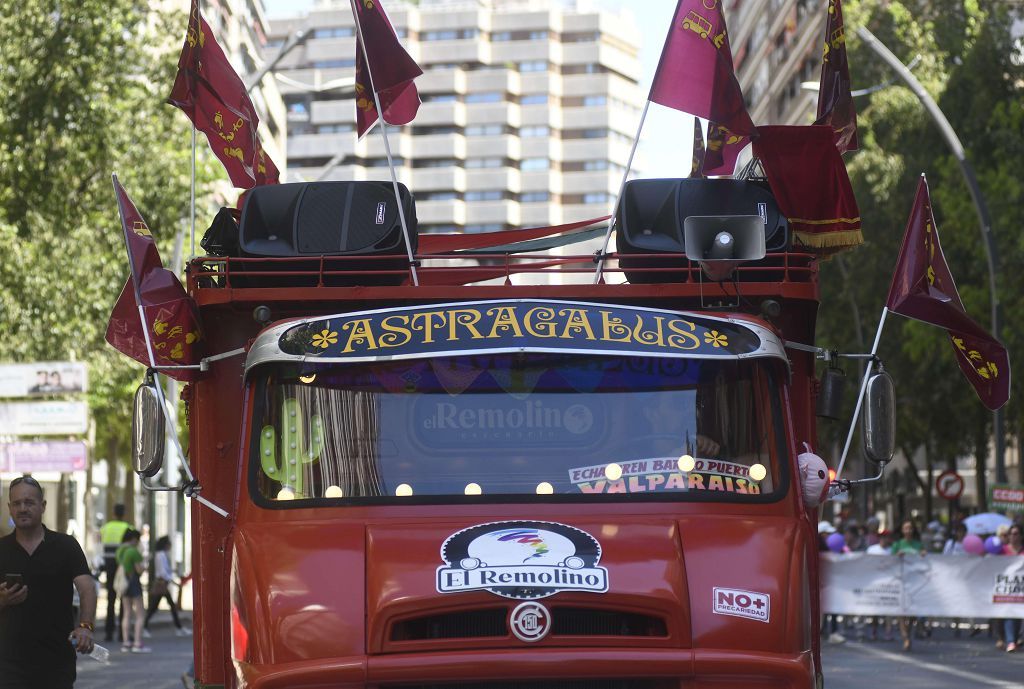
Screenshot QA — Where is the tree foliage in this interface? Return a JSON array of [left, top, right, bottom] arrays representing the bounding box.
[[817, 1, 1024, 487], [0, 1, 217, 469]]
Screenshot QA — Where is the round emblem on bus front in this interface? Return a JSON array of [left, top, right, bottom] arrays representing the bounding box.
[[509, 601, 551, 642]]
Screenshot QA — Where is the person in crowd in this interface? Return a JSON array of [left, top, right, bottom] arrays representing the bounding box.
[[1000, 524, 1023, 652], [843, 522, 866, 552], [817, 521, 845, 643], [943, 522, 968, 555], [864, 516, 881, 548], [866, 530, 895, 641], [99, 504, 132, 642], [891, 520, 925, 651], [116, 529, 150, 653], [0, 476, 97, 688], [144, 536, 189, 636]]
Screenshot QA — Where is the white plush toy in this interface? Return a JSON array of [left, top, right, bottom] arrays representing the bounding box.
[[797, 442, 831, 508]]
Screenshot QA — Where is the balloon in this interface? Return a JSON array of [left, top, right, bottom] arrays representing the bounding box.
[[963, 534, 985, 555], [985, 536, 1003, 555], [826, 532, 846, 553]]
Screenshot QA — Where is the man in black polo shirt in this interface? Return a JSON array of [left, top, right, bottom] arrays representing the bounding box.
[[0, 476, 97, 689]]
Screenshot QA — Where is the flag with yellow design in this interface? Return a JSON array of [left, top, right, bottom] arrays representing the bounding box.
[[354, 0, 422, 138], [105, 177, 204, 380], [649, 0, 754, 138], [168, 0, 280, 187], [885, 175, 1009, 410], [815, 0, 858, 153]]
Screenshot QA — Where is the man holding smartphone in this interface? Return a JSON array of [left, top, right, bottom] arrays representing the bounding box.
[[0, 476, 97, 689]]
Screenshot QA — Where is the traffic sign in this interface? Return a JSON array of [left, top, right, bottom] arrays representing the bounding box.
[[936, 469, 964, 500]]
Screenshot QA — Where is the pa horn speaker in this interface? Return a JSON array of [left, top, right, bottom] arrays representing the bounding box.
[[683, 216, 766, 282]]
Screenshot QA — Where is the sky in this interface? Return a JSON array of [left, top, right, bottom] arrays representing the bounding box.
[[262, 0, 692, 178]]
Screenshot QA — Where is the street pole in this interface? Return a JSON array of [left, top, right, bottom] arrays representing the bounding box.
[[857, 26, 1005, 484]]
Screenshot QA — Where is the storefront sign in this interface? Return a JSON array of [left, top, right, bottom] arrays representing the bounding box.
[[0, 401, 89, 435], [990, 483, 1024, 513], [0, 362, 88, 398], [0, 441, 88, 472]]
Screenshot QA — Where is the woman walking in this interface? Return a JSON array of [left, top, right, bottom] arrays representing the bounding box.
[[144, 536, 190, 635], [117, 529, 151, 653], [1001, 525, 1023, 652], [891, 520, 926, 651]]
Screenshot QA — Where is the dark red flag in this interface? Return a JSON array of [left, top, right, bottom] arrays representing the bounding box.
[[885, 176, 1009, 410], [815, 0, 859, 153], [752, 125, 862, 255], [354, 0, 423, 138], [702, 120, 749, 176], [649, 0, 754, 137], [689, 119, 705, 177], [105, 177, 203, 380], [168, 0, 280, 188]]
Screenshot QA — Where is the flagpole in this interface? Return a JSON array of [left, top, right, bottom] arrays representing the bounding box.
[[349, 0, 419, 287], [835, 306, 889, 480], [593, 100, 651, 284], [190, 125, 196, 259]]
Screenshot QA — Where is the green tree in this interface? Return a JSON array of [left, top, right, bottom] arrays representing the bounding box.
[[817, 1, 1024, 509], [0, 1, 219, 504]]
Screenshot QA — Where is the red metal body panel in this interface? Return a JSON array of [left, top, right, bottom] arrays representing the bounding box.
[[185, 253, 823, 689]]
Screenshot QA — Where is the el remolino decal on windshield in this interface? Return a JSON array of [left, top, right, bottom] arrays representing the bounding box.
[[437, 521, 609, 600]]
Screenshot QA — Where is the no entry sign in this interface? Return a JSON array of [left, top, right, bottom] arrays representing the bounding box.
[[936, 469, 965, 501]]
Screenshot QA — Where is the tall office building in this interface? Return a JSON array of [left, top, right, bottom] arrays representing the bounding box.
[[268, 0, 642, 234], [728, 0, 825, 127]]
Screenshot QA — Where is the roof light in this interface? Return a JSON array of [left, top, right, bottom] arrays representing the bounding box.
[[324, 485, 344, 498], [536, 482, 554, 494], [395, 483, 413, 497], [464, 483, 482, 495], [604, 463, 623, 481], [677, 454, 696, 473], [749, 463, 767, 482], [276, 488, 295, 501]]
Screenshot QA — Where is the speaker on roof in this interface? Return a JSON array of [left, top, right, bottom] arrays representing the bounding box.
[[615, 178, 788, 283], [237, 181, 417, 286]]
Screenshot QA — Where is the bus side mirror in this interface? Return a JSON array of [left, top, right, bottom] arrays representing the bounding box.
[[862, 371, 895, 464], [132, 382, 166, 478]]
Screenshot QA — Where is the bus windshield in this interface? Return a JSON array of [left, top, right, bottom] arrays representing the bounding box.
[[250, 353, 786, 503]]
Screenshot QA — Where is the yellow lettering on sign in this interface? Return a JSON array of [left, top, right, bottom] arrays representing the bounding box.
[[486, 306, 525, 338], [667, 319, 702, 350], [523, 307, 558, 338], [558, 309, 596, 340], [379, 315, 412, 348], [600, 311, 632, 343], [447, 309, 485, 341], [340, 319, 378, 353], [410, 311, 447, 344], [632, 315, 666, 347]]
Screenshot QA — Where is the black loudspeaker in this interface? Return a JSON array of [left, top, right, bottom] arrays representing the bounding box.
[[237, 181, 417, 286], [615, 178, 788, 283]]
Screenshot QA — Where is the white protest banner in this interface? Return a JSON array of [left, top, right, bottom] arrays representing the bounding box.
[[822, 553, 1024, 617]]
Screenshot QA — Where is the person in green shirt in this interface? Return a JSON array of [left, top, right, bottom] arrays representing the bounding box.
[[115, 529, 150, 653], [99, 504, 132, 642], [891, 520, 926, 650]]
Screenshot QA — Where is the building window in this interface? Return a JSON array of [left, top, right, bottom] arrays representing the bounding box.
[[466, 92, 503, 104], [528, 31, 549, 40], [465, 124, 503, 136], [583, 95, 607, 106], [491, 31, 511, 41], [583, 193, 613, 204], [465, 190, 504, 202], [423, 28, 479, 41], [316, 124, 354, 133], [312, 59, 355, 69], [312, 27, 354, 39], [519, 60, 547, 72], [420, 192, 460, 201], [465, 224, 504, 233], [414, 159, 458, 168], [520, 94, 548, 105], [423, 93, 458, 103], [583, 160, 609, 171], [520, 125, 550, 137], [520, 158, 550, 171], [466, 158, 503, 168], [520, 192, 550, 203]]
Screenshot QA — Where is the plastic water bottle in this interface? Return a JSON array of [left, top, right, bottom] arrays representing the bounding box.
[[70, 636, 111, 664]]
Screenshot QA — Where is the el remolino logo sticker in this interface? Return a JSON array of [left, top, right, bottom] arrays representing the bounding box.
[[437, 520, 609, 600]]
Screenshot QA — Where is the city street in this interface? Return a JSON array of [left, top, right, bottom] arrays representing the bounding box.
[[74, 611, 1024, 689]]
